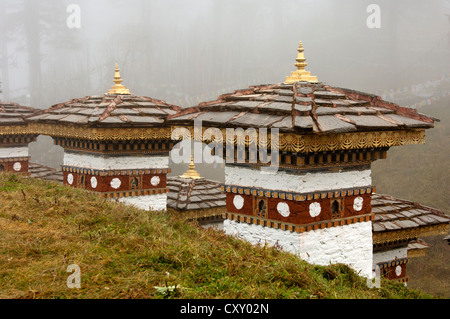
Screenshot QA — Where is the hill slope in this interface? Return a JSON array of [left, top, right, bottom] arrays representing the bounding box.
[[0, 173, 432, 299]]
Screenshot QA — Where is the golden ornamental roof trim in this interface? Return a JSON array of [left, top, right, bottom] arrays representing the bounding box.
[[107, 64, 131, 95], [285, 41, 318, 84], [179, 156, 202, 179]]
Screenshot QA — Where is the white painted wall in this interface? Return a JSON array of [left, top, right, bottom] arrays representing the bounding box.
[[0, 147, 28, 158], [225, 166, 372, 193], [63, 152, 169, 170], [117, 193, 167, 211], [297, 221, 373, 278], [373, 247, 408, 265], [223, 219, 373, 278]]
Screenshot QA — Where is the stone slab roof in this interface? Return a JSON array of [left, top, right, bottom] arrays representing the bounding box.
[[27, 94, 181, 128], [168, 82, 435, 134], [28, 162, 63, 184], [0, 102, 37, 126], [407, 238, 431, 251], [371, 194, 450, 235], [167, 176, 226, 211]]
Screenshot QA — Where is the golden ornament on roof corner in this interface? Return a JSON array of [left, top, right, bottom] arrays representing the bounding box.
[[180, 155, 202, 179], [284, 41, 318, 84], [107, 64, 131, 95]]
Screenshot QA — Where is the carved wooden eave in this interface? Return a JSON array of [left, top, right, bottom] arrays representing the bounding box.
[[1, 122, 174, 141], [171, 126, 426, 153], [0, 102, 39, 176], [169, 207, 226, 223], [0, 101, 40, 145]]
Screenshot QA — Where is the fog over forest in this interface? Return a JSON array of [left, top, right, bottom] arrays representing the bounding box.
[[1, 0, 450, 176], [1, 0, 450, 297]]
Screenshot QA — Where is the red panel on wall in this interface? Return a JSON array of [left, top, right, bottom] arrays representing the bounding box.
[[226, 192, 373, 226], [3, 160, 29, 173], [226, 193, 253, 215]]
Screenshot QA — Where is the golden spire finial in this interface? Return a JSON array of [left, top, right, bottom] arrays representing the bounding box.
[[180, 155, 202, 179], [285, 41, 318, 84], [107, 63, 131, 95]]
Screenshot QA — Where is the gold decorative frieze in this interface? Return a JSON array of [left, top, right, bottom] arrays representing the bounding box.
[[2, 123, 426, 153], [407, 249, 427, 258], [170, 206, 226, 221], [372, 223, 450, 245], [4, 123, 172, 141], [0, 125, 34, 136], [172, 126, 426, 153]]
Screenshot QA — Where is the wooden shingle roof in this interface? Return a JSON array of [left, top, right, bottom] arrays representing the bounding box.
[[167, 176, 226, 211], [168, 81, 435, 134], [407, 238, 432, 257], [27, 94, 180, 128], [0, 102, 37, 126], [371, 194, 450, 240]]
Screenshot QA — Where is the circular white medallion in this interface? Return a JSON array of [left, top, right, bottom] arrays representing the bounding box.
[[110, 178, 121, 189], [395, 265, 402, 277], [90, 176, 98, 189], [353, 196, 364, 211], [233, 195, 244, 210], [277, 202, 290, 217], [67, 173, 74, 185], [150, 176, 160, 186], [309, 202, 321, 218], [13, 162, 21, 172]]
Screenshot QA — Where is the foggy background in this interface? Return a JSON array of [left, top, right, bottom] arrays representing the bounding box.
[[2, 0, 450, 297], [1, 0, 450, 177]]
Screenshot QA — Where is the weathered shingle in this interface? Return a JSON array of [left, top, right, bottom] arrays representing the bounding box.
[[167, 81, 435, 134], [371, 194, 450, 237], [166, 176, 226, 212], [27, 94, 180, 128]]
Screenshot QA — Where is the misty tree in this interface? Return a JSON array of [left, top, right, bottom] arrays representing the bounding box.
[[0, 0, 12, 101], [1, 0, 82, 107]]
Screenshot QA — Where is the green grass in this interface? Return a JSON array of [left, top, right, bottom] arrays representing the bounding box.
[[0, 173, 432, 299]]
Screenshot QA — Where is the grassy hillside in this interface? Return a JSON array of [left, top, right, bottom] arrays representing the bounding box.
[[0, 173, 431, 299], [372, 97, 450, 298]]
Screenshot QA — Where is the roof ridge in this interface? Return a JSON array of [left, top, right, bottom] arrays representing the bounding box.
[[99, 95, 123, 122]]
